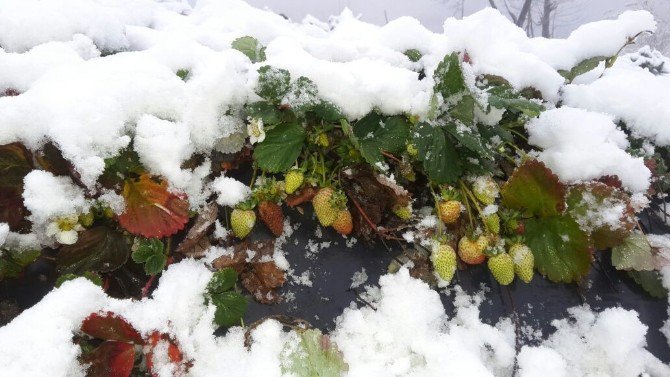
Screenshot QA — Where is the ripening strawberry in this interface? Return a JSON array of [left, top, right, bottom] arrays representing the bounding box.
[[472, 176, 499, 205], [258, 201, 284, 237], [483, 213, 500, 234], [509, 243, 534, 283], [458, 236, 487, 265], [431, 242, 457, 284], [392, 204, 412, 220], [230, 209, 256, 239], [487, 252, 515, 285], [332, 209, 353, 236], [438, 200, 461, 224], [284, 170, 304, 195], [312, 187, 338, 226]]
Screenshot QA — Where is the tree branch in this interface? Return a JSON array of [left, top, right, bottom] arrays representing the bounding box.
[[516, 0, 533, 27], [488, 0, 498, 8]]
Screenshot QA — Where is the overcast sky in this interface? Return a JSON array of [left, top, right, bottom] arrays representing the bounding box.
[[244, 0, 636, 37]]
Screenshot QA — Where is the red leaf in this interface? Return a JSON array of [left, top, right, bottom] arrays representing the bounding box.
[[118, 174, 189, 238], [82, 341, 135, 377], [81, 312, 143, 344], [145, 331, 185, 376]]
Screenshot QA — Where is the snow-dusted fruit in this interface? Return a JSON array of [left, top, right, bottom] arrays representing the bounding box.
[[230, 209, 256, 239], [458, 236, 487, 265], [483, 213, 500, 234], [392, 204, 412, 220], [332, 209, 353, 236], [473, 176, 499, 205], [258, 201, 284, 237], [438, 200, 461, 224], [312, 188, 338, 226], [431, 242, 457, 284], [488, 253, 515, 285], [509, 243, 534, 283], [284, 170, 304, 195]]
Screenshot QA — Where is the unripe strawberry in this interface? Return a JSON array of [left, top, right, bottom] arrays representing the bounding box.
[[231, 209, 256, 239], [284, 170, 304, 195], [332, 209, 353, 236], [438, 200, 461, 224], [312, 188, 338, 226], [483, 213, 500, 234], [316, 133, 329, 147], [509, 243, 534, 283], [472, 176, 499, 205], [487, 253, 514, 285], [392, 204, 412, 220], [258, 201, 284, 237], [406, 143, 419, 157], [431, 242, 457, 284], [458, 236, 487, 265]]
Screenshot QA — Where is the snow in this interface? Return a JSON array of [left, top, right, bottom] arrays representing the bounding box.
[[210, 175, 251, 207], [527, 107, 651, 192]]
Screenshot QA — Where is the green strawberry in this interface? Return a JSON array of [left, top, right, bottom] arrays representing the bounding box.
[[312, 187, 338, 226], [483, 213, 500, 234], [438, 200, 461, 224], [231, 209, 256, 239], [473, 176, 499, 205], [392, 204, 412, 220], [509, 243, 534, 283], [458, 236, 486, 265], [431, 242, 457, 284], [487, 252, 514, 285], [284, 170, 304, 195]]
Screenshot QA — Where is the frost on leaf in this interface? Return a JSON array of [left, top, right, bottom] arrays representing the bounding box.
[[612, 233, 654, 271], [502, 159, 566, 217], [280, 329, 348, 377], [118, 174, 189, 238], [525, 216, 591, 283]]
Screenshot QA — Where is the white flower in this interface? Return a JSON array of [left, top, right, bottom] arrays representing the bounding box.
[[247, 118, 265, 144], [46, 215, 84, 245]]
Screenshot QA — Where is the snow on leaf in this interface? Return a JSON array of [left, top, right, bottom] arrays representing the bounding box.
[[253, 122, 306, 173], [56, 226, 130, 274], [501, 159, 566, 217], [81, 312, 143, 344], [82, 341, 136, 377], [208, 268, 238, 294], [353, 113, 410, 164], [433, 52, 466, 100], [612, 233, 654, 271], [118, 174, 189, 238], [231, 36, 266, 63], [412, 122, 461, 184], [256, 65, 291, 103], [524, 215, 591, 283], [280, 329, 348, 377], [558, 56, 607, 82]]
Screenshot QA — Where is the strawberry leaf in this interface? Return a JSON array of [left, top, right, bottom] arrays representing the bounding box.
[[131, 238, 167, 275], [253, 122, 306, 173], [0, 143, 33, 231], [81, 312, 143, 343], [280, 329, 349, 376], [412, 122, 461, 184], [433, 52, 466, 100], [211, 291, 247, 327], [208, 268, 238, 294], [524, 215, 591, 283], [612, 233, 654, 271], [119, 174, 189, 238], [231, 36, 266, 63], [256, 65, 291, 103], [628, 270, 667, 298], [353, 113, 410, 164], [82, 341, 135, 377], [501, 159, 566, 217], [56, 226, 130, 274]]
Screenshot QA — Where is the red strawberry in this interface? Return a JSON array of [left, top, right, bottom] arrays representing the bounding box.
[[332, 209, 353, 236]]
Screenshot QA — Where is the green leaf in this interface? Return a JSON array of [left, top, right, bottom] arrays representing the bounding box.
[[525, 216, 591, 283], [558, 56, 606, 82], [449, 94, 475, 125], [501, 160, 566, 217], [628, 270, 667, 298], [55, 271, 103, 288], [232, 36, 266, 63], [433, 52, 466, 100], [246, 101, 282, 125], [404, 49, 422, 62], [353, 113, 410, 164], [285, 76, 319, 114], [0, 249, 40, 280], [612, 233, 654, 271], [253, 122, 306, 172], [131, 238, 164, 263], [280, 329, 348, 377], [208, 268, 238, 294], [444, 122, 488, 158], [413, 122, 461, 184], [143, 254, 167, 275], [256, 65, 291, 103], [311, 101, 343, 122], [56, 226, 131, 274], [488, 94, 544, 117], [212, 291, 247, 327], [176, 69, 189, 81]]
